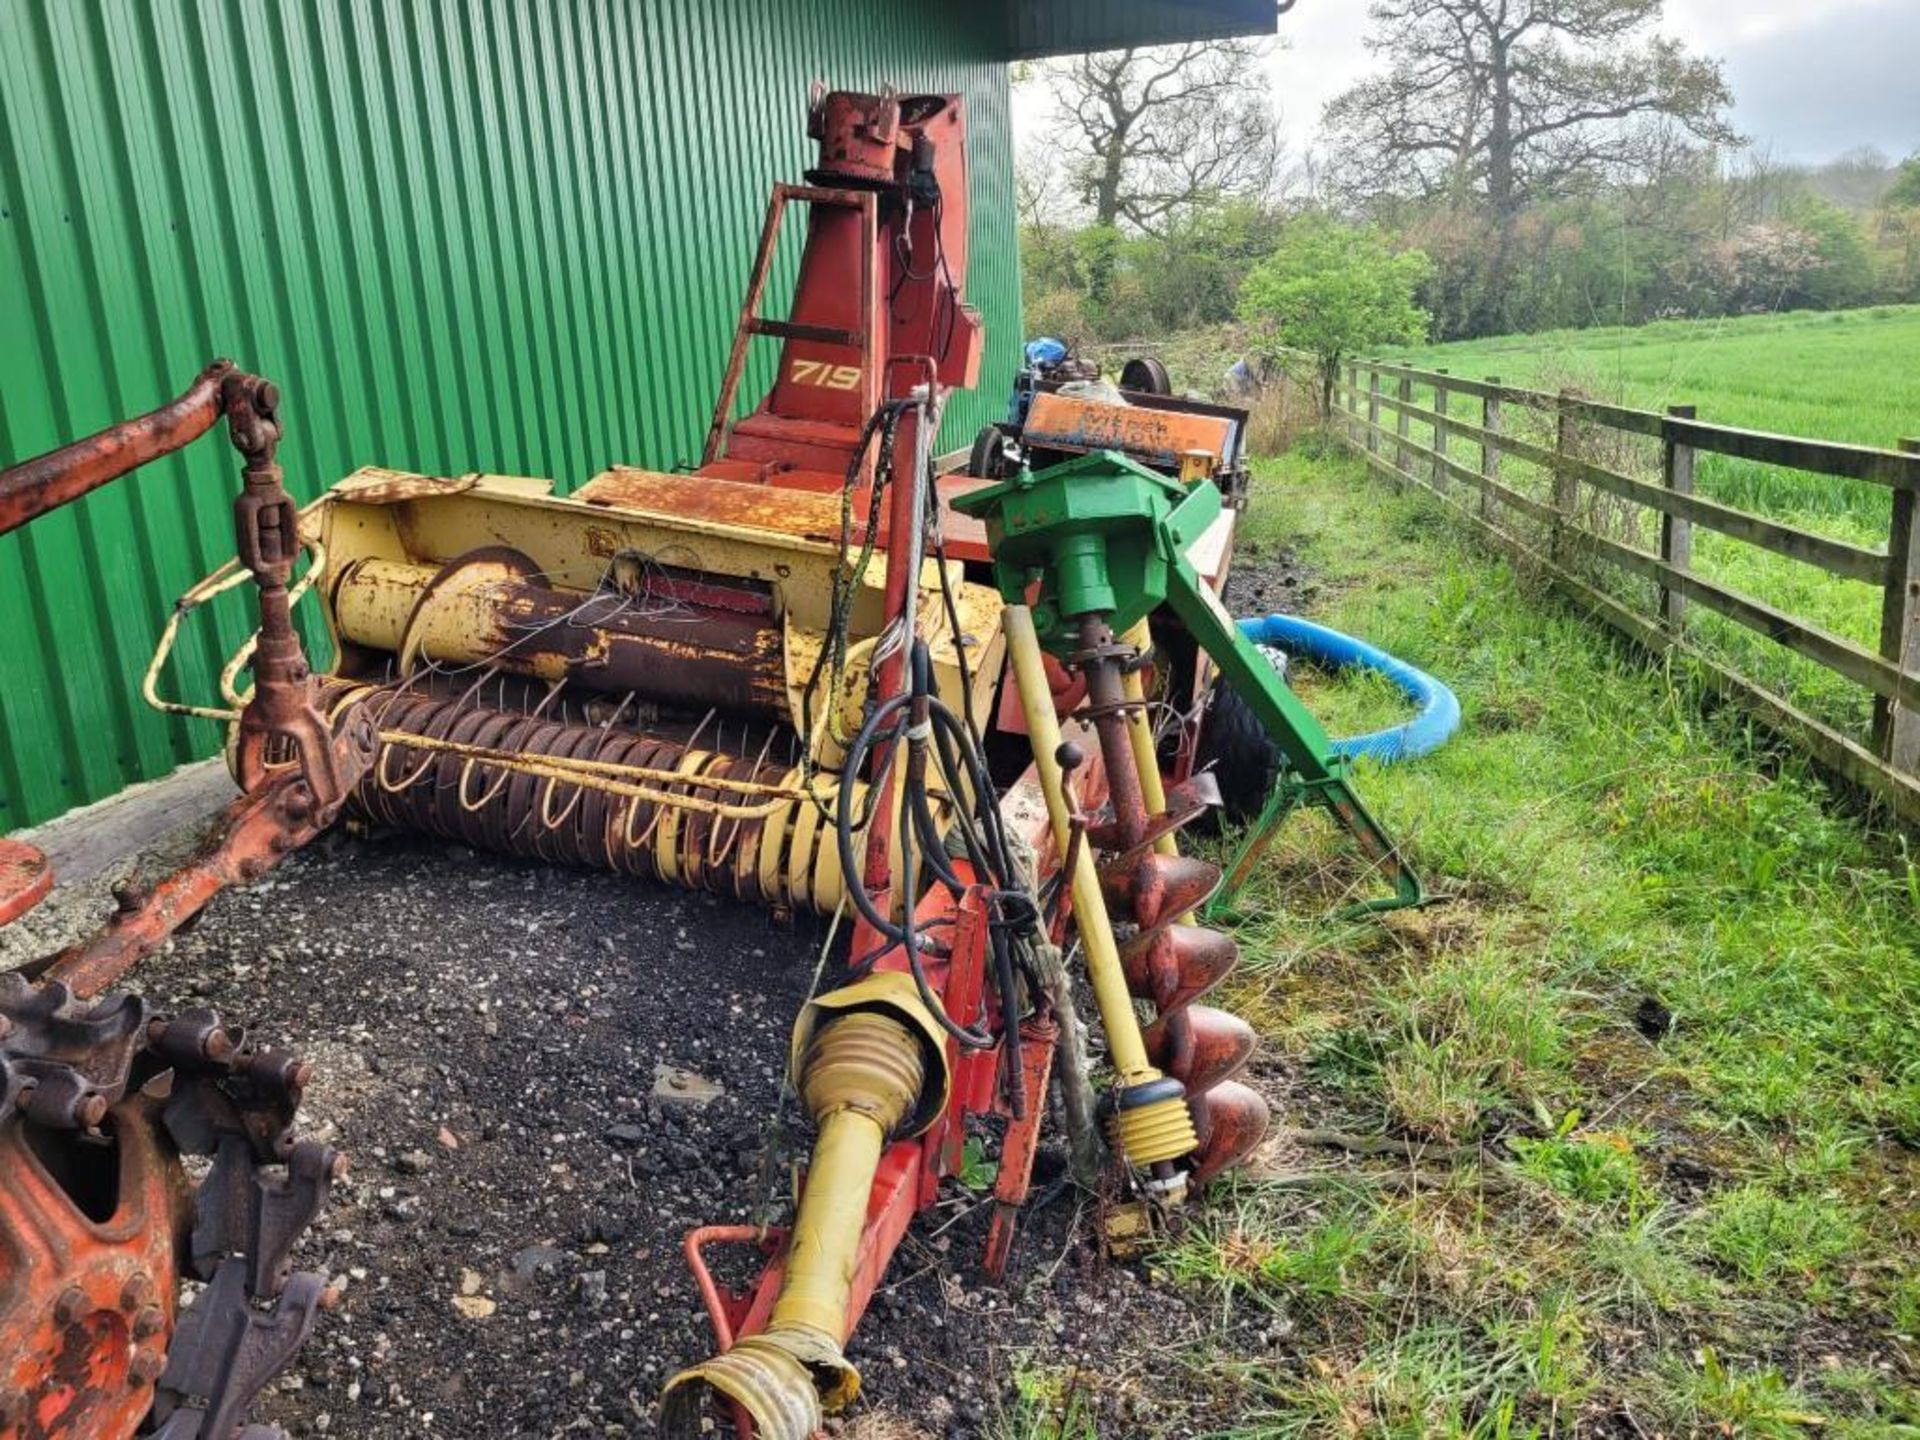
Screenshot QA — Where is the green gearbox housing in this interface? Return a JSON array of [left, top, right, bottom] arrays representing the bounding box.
[[952, 448, 1220, 654], [954, 447, 1424, 915]]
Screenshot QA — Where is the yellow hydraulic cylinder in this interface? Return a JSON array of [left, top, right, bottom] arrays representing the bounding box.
[[1120, 619, 1181, 864], [1120, 620, 1198, 929]]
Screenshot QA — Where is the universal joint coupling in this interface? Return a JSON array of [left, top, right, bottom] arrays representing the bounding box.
[[1110, 1073, 1199, 1168], [660, 973, 950, 1440]]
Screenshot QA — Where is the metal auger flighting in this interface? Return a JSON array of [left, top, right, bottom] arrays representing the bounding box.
[[1003, 603, 1270, 1199], [956, 447, 1432, 1200]]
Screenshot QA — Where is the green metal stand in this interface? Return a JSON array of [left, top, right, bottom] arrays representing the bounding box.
[[954, 449, 1422, 917]]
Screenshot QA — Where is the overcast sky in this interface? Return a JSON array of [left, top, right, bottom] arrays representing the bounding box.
[[1016, 0, 1919, 169]]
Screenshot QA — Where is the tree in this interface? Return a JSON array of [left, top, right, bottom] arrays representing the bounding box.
[[1324, 0, 1740, 222], [1044, 41, 1281, 234], [1887, 154, 1920, 210], [1239, 217, 1433, 415]]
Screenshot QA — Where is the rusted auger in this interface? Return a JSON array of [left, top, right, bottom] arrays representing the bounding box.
[[956, 448, 1428, 1197]]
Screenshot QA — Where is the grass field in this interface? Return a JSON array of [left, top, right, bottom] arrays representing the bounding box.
[[1390, 306, 1920, 529], [1355, 307, 1920, 742], [998, 448, 1920, 1439], [1397, 306, 1920, 457]]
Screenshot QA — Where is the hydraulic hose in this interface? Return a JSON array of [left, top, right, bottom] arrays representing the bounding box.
[[1236, 613, 1460, 764]]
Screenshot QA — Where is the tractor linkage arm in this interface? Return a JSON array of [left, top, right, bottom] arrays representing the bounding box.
[[1, 363, 375, 994]]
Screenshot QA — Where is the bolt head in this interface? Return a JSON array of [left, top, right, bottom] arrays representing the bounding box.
[[132, 1306, 166, 1340], [119, 1273, 155, 1313], [53, 1286, 89, 1327], [127, 1350, 165, 1387]]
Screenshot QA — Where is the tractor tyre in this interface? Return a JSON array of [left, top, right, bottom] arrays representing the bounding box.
[[1196, 679, 1276, 826], [1194, 644, 1291, 825], [1119, 355, 1173, 396], [968, 424, 1014, 479]]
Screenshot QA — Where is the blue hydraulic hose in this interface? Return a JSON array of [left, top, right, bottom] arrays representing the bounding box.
[[1237, 613, 1461, 764]]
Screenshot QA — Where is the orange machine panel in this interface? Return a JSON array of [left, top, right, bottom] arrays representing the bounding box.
[[1023, 392, 1234, 472]]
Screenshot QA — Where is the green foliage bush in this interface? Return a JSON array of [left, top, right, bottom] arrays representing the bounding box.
[[1237, 216, 1432, 414]]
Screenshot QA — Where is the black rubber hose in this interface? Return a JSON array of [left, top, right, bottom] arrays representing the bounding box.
[[990, 921, 1026, 1119], [835, 691, 915, 945], [896, 764, 993, 1049]]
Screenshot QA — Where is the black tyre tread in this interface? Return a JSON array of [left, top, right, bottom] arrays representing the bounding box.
[[1119, 356, 1172, 396], [1195, 677, 1282, 824], [968, 424, 1009, 479]]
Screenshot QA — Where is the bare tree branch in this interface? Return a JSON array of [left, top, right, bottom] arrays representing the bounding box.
[[1038, 40, 1283, 234], [1323, 0, 1739, 218]]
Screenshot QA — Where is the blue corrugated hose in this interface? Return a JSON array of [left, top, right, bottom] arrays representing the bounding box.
[[1237, 613, 1461, 764]]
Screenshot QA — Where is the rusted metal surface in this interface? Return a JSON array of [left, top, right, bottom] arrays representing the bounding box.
[[330, 554, 791, 720], [221, 373, 361, 817], [0, 979, 336, 1439], [983, 1018, 1059, 1281], [326, 679, 852, 916], [6, 366, 375, 1001], [0, 841, 52, 928], [1023, 391, 1235, 473], [0, 362, 230, 538], [37, 748, 372, 1002], [577, 468, 859, 549], [0, 1087, 182, 1440], [1067, 613, 1271, 1192], [702, 90, 981, 487]]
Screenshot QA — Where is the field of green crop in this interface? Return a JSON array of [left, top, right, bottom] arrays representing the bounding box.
[[1398, 306, 1920, 451], [1392, 306, 1920, 528], [1366, 307, 1920, 741]]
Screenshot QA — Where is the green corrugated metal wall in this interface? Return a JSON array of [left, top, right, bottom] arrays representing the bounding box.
[[0, 0, 1022, 828]]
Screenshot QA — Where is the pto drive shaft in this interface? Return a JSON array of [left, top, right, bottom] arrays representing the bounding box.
[[658, 973, 951, 1440]]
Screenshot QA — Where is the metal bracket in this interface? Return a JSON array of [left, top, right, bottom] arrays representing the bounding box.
[[149, 1260, 329, 1440], [191, 1135, 342, 1297]]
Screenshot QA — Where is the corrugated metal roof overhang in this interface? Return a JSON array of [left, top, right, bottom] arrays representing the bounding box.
[[1003, 0, 1281, 60]]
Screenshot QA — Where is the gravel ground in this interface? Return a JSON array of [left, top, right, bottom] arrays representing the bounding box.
[[3, 534, 1313, 1440], [111, 832, 1270, 1440]]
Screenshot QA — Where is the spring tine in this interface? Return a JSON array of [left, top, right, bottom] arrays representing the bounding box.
[[603, 691, 636, 732], [454, 664, 499, 714], [685, 706, 716, 753]]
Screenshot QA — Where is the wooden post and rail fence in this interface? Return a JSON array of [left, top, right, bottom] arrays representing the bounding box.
[[1304, 351, 1920, 823]]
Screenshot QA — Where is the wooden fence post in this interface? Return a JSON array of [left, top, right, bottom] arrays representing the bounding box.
[[1660, 404, 1697, 634], [1396, 373, 1413, 474], [1367, 366, 1381, 457], [1552, 390, 1578, 562], [1873, 437, 1920, 772], [1345, 360, 1358, 441], [1481, 377, 1500, 522], [1431, 370, 1449, 491]]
